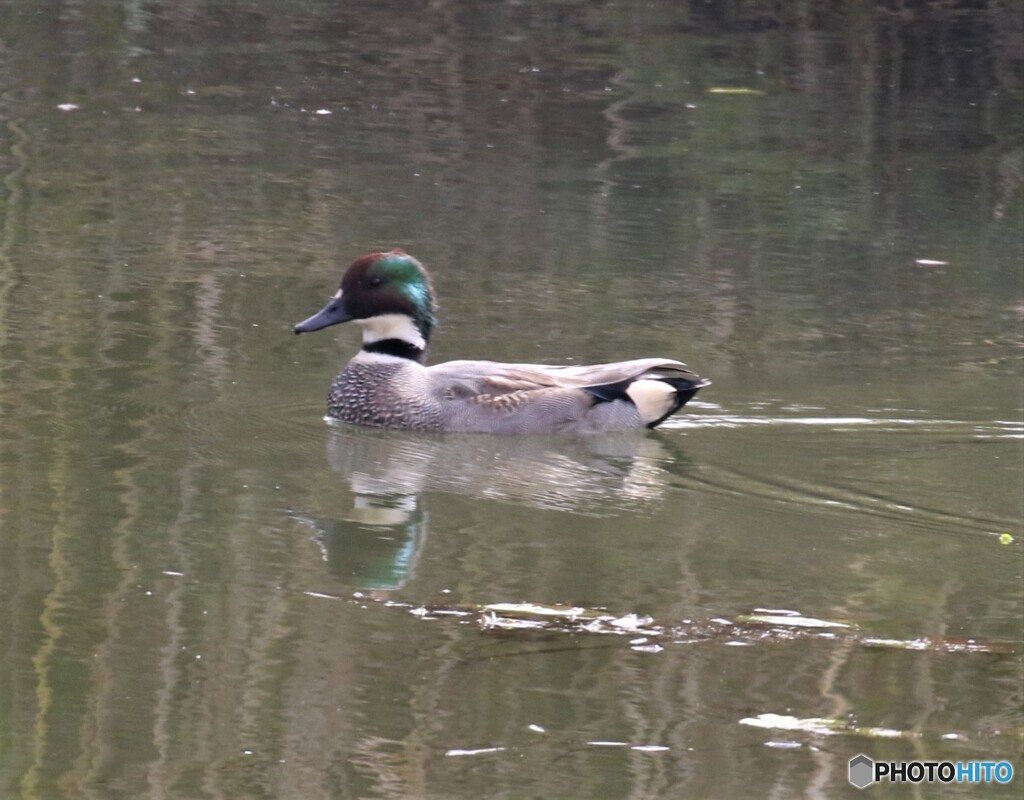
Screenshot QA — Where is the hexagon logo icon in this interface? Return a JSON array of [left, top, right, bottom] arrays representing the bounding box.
[[849, 754, 875, 789]]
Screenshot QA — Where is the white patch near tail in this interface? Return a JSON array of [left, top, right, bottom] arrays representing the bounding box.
[[626, 379, 676, 425]]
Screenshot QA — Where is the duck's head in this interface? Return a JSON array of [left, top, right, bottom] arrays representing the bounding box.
[[294, 250, 437, 361]]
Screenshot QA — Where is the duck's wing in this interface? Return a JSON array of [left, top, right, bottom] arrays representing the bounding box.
[[432, 358, 700, 391], [427, 359, 708, 433]]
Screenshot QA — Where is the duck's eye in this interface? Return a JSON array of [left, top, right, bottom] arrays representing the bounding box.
[[368, 276, 383, 288]]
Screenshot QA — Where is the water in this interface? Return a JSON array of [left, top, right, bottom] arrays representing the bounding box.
[[1, 2, 1021, 798]]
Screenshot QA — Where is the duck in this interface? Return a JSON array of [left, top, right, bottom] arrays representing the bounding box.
[[293, 250, 709, 434]]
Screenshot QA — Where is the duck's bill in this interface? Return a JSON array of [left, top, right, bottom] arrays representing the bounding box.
[[294, 295, 353, 334]]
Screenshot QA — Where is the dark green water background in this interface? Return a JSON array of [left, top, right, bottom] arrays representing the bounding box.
[[1, 2, 1021, 798]]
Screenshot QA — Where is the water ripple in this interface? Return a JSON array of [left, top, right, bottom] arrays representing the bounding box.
[[665, 407, 1023, 439]]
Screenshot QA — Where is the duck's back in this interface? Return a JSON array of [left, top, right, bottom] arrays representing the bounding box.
[[435, 357, 705, 434], [329, 356, 706, 434], [441, 386, 644, 434], [328, 356, 706, 434]]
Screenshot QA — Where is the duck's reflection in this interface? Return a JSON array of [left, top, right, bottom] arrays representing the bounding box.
[[291, 498, 427, 592], [293, 424, 679, 590]]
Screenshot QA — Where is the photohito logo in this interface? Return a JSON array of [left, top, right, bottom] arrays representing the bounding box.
[[849, 754, 1014, 789]]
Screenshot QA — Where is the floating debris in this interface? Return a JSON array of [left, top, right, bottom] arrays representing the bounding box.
[[302, 590, 342, 601], [479, 604, 662, 636], [445, 746, 506, 757], [484, 602, 589, 618], [307, 592, 1020, 655], [740, 713, 910, 739], [610, 613, 654, 630], [739, 612, 851, 629], [707, 87, 764, 95]]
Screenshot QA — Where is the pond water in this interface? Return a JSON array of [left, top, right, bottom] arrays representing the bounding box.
[[0, 2, 1021, 798]]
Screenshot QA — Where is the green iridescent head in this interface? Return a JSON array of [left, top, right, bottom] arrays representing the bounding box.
[[293, 250, 438, 353]]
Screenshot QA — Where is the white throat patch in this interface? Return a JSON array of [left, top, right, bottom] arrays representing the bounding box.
[[356, 313, 426, 350]]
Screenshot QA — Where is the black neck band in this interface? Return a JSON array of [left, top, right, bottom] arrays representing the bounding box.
[[363, 339, 426, 362]]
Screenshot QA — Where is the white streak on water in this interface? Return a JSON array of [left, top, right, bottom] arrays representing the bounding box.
[[666, 414, 1023, 437], [445, 747, 507, 756]]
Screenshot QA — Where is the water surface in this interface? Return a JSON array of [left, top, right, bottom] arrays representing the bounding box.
[[1, 2, 1021, 798]]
